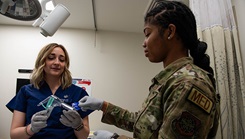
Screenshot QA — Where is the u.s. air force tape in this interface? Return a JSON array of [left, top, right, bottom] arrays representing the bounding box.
[[187, 87, 213, 114]]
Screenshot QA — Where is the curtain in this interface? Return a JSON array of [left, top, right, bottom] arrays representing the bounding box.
[[189, 0, 245, 138]]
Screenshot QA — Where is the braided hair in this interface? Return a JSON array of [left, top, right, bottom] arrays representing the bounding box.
[[144, 1, 215, 87]]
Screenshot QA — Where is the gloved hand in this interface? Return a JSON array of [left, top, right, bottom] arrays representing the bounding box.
[[59, 110, 83, 129], [78, 96, 103, 111], [30, 109, 49, 133], [93, 130, 114, 139]]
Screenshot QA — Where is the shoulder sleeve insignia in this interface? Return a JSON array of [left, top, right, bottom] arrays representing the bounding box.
[[172, 111, 201, 137], [187, 87, 213, 114]]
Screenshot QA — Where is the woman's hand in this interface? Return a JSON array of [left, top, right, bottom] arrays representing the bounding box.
[[60, 110, 83, 130], [30, 109, 49, 133]]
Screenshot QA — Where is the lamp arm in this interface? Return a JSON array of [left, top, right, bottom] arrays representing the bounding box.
[[32, 0, 52, 27]]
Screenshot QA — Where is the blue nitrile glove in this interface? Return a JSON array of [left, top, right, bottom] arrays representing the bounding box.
[[60, 110, 83, 130], [92, 130, 115, 139], [78, 96, 103, 111], [30, 109, 49, 133]]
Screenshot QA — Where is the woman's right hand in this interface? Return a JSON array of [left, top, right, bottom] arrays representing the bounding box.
[[30, 109, 49, 133]]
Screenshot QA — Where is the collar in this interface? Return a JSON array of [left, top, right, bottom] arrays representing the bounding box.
[[152, 57, 193, 84]]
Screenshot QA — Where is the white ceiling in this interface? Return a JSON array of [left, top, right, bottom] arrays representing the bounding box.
[[0, 0, 189, 33]]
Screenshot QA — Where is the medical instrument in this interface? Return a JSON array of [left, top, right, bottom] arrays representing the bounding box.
[[37, 95, 80, 111]]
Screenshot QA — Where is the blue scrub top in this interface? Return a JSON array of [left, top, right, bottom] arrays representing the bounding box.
[[6, 82, 94, 139]]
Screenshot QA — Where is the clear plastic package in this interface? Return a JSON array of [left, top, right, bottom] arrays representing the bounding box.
[[37, 95, 80, 114]]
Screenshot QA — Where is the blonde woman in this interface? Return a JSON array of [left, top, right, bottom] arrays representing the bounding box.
[[7, 43, 93, 139]]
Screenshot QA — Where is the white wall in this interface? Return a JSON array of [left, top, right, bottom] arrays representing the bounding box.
[[0, 25, 162, 139]]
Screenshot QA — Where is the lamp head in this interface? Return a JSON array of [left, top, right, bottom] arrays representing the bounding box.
[[0, 0, 42, 21]]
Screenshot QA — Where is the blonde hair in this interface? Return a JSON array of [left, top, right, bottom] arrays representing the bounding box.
[[30, 43, 72, 89]]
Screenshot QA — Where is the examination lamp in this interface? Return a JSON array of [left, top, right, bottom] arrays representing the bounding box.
[[0, 0, 70, 37]]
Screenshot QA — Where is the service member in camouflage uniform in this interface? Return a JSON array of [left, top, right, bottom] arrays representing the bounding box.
[[79, 1, 220, 139]]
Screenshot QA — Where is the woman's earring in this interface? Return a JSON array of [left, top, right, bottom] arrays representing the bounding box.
[[168, 36, 171, 40]]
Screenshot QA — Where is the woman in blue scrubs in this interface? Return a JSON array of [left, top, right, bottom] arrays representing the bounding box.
[[6, 43, 93, 139]]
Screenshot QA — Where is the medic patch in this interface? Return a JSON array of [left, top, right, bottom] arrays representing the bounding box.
[[172, 111, 201, 138], [187, 87, 213, 114]]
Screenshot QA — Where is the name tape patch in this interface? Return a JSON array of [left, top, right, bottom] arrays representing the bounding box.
[[187, 87, 213, 114]]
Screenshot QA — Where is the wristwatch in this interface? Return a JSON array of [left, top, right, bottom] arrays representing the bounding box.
[[74, 123, 84, 131], [111, 133, 120, 139]]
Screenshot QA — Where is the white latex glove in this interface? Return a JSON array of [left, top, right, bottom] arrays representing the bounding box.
[[59, 110, 82, 129], [78, 96, 103, 111], [30, 109, 49, 133], [92, 130, 114, 139]]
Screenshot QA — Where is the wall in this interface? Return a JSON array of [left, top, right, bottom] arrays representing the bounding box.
[[0, 25, 162, 139]]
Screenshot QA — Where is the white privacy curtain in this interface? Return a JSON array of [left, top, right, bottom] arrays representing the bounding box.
[[189, 0, 245, 138]]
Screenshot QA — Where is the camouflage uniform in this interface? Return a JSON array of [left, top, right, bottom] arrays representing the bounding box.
[[101, 57, 220, 139]]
